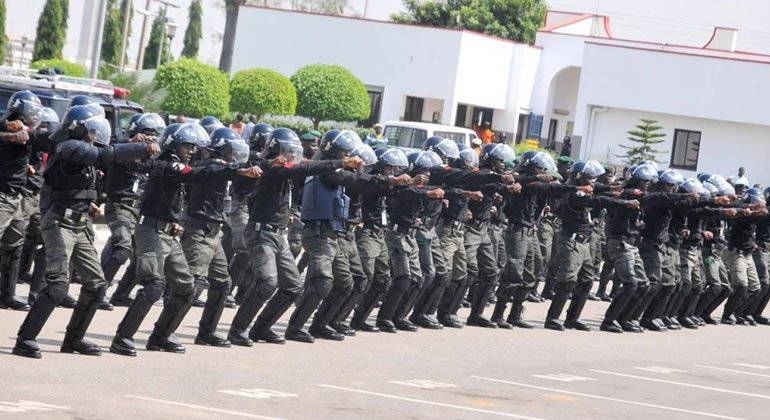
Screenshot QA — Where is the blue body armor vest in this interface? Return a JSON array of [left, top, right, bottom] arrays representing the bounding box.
[[301, 174, 350, 232]]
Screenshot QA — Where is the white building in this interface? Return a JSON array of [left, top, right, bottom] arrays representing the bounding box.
[[232, 5, 770, 183]]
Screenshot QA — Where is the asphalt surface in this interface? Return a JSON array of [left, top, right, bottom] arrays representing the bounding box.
[[0, 227, 769, 419]]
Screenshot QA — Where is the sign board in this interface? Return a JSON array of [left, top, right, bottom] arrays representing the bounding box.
[[527, 114, 543, 140]]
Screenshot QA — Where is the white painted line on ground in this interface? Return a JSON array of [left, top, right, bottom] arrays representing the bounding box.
[[0, 401, 70, 413], [590, 370, 770, 400], [733, 363, 770, 370], [634, 366, 688, 374], [125, 395, 283, 420], [219, 389, 297, 399], [472, 376, 744, 420], [532, 374, 595, 382], [696, 365, 770, 379], [318, 384, 543, 420], [388, 380, 459, 389]]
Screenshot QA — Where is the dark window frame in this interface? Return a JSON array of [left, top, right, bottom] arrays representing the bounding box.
[[670, 129, 702, 171], [404, 96, 424, 122]]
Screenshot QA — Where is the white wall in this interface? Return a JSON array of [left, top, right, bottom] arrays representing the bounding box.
[[233, 6, 463, 124], [421, 98, 445, 123], [454, 32, 514, 110], [586, 107, 770, 184]]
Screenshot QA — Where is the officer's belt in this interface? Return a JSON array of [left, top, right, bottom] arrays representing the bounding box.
[[50, 189, 98, 201], [0, 183, 22, 197], [139, 216, 177, 236], [253, 222, 287, 235], [362, 223, 385, 232], [389, 223, 416, 235], [439, 219, 466, 232], [109, 197, 141, 208], [421, 216, 438, 230], [186, 216, 223, 234], [562, 231, 591, 244], [50, 202, 89, 225], [467, 219, 489, 230], [607, 234, 637, 245], [728, 246, 755, 257]]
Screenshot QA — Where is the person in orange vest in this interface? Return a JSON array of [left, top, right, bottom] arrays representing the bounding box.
[[479, 121, 496, 145]]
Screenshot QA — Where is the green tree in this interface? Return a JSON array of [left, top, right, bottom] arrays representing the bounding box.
[[0, 1, 7, 64], [617, 118, 668, 165], [230, 68, 297, 120], [60, 0, 69, 46], [100, 0, 122, 65], [32, 0, 66, 61], [142, 9, 169, 69], [182, 0, 203, 58], [392, 0, 546, 44], [30, 58, 86, 77], [154, 58, 230, 119], [291, 64, 369, 129]]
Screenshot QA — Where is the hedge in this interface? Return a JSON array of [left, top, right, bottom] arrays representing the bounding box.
[[230, 68, 296, 120], [291, 64, 370, 128], [154, 58, 230, 119], [261, 117, 372, 140]]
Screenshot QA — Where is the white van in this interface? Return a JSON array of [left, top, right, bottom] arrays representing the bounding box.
[[382, 121, 479, 152]]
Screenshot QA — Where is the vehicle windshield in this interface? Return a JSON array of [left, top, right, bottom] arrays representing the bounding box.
[[434, 131, 466, 145], [118, 107, 142, 139]]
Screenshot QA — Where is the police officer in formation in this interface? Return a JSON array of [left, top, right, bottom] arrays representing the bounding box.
[[5, 97, 770, 360]]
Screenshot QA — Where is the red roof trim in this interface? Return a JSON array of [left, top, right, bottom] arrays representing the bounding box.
[[540, 13, 593, 32], [239, 4, 540, 48], [603, 16, 614, 39], [584, 41, 770, 66]]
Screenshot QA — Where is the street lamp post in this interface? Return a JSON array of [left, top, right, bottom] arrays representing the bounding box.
[[165, 22, 178, 64], [118, 0, 133, 71], [89, 0, 110, 78], [20, 36, 29, 68]]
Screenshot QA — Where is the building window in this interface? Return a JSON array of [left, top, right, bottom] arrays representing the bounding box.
[[359, 89, 383, 127], [404, 96, 424, 122], [455, 104, 468, 127], [670, 129, 701, 171]]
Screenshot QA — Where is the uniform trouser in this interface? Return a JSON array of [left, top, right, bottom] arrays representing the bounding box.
[[100, 201, 140, 286], [288, 224, 352, 330], [497, 225, 537, 321], [589, 223, 605, 292], [352, 226, 390, 323], [724, 249, 761, 319], [2, 191, 38, 300], [752, 246, 770, 319], [464, 223, 499, 318], [18, 210, 106, 343], [541, 219, 561, 296], [436, 224, 468, 319], [490, 223, 507, 274], [20, 192, 42, 282], [227, 199, 250, 293], [604, 237, 649, 324], [698, 247, 731, 317], [671, 245, 704, 319], [115, 224, 195, 340], [230, 229, 303, 335], [412, 226, 449, 317], [378, 229, 421, 323], [639, 239, 674, 321], [547, 233, 595, 322], [332, 227, 368, 325], [181, 225, 232, 337]]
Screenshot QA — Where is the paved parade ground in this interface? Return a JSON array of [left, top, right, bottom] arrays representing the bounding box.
[[3, 283, 770, 419], [1, 230, 769, 419]]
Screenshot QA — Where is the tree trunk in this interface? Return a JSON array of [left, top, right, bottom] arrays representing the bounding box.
[[219, 0, 242, 73], [313, 119, 320, 130]]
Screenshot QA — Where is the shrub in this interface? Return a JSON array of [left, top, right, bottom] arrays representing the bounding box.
[[154, 58, 229, 119]]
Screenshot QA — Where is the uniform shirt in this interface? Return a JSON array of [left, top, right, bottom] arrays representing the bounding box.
[[248, 159, 342, 229], [140, 157, 238, 223], [640, 194, 711, 243], [105, 159, 157, 200], [729, 216, 769, 252], [0, 124, 48, 194], [756, 215, 770, 245], [187, 159, 244, 224], [25, 150, 45, 193], [232, 151, 262, 199], [45, 140, 148, 213], [361, 194, 387, 227], [504, 178, 575, 228], [559, 191, 627, 236], [387, 186, 429, 228], [606, 189, 680, 239], [441, 191, 469, 223]]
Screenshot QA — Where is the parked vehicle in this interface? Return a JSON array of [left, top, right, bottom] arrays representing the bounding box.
[[382, 121, 478, 152]]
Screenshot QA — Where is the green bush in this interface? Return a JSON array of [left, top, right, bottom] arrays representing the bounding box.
[[154, 58, 229, 119], [230, 69, 296, 120], [30, 59, 86, 77], [261, 117, 372, 140], [291, 64, 370, 129], [108, 71, 167, 113]]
